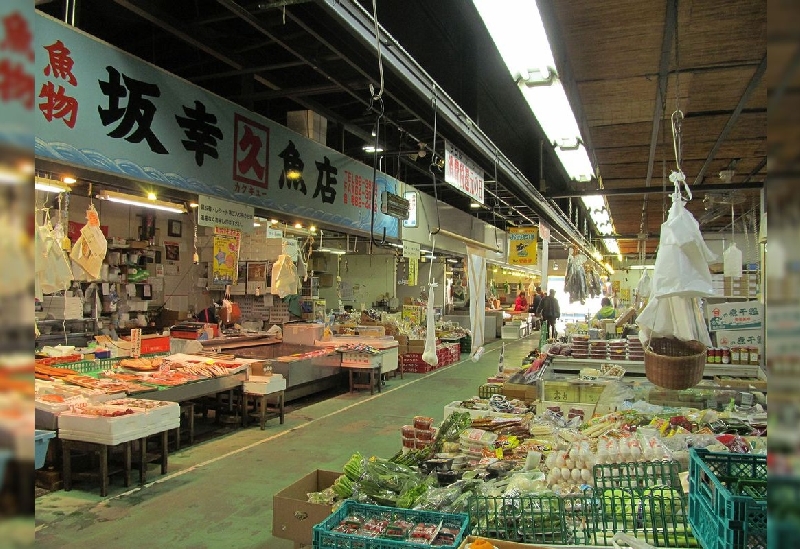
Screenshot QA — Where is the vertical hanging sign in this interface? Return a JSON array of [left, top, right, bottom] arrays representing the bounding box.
[[444, 140, 485, 204], [129, 328, 142, 359], [408, 258, 418, 286], [508, 227, 538, 265]]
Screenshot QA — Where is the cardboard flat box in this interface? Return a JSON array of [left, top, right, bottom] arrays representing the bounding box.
[[502, 382, 539, 402], [272, 469, 339, 546], [713, 376, 767, 392]]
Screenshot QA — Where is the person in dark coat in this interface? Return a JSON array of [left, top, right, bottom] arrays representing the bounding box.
[[536, 289, 561, 339]]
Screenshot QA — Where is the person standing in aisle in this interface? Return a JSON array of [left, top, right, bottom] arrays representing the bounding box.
[[537, 289, 560, 339], [531, 286, 544, 313]]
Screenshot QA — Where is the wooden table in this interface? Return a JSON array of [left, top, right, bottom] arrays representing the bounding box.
[[61, 439, 131, 497], [61, 430, 169, 496], [341, 363, 382, 395], [241, 390, 285, 430]]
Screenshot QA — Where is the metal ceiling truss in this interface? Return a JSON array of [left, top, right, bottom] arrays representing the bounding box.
[[319, 0, 598, 256]]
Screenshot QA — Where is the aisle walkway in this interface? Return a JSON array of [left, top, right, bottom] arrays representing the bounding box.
[[35, 336, 540, 549]]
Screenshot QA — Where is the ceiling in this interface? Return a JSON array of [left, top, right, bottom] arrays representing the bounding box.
[[35, 0, 768, 263]]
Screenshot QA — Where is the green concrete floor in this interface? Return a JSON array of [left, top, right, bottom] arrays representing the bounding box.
[[35, 336, 540, 549]]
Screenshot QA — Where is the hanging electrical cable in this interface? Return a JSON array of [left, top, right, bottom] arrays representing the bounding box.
[[368, 0, 385, 102]]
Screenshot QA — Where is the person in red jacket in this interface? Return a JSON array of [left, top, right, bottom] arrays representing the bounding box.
[[513, 291, 528, 312]]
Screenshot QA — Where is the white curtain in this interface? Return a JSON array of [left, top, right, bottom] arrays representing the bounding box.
[[467, 245, 487, 354]]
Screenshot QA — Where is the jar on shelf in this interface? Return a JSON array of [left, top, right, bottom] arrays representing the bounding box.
[[730, 346, 741, 365], [721, 347, 731, 364], [748, 346, 760, 365]]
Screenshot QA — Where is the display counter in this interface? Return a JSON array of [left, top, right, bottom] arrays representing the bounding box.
[[442, 315, 497, 341], [229, 343, 342, 401], [548, 355, 764, 379], [200, 333, 280, 350]]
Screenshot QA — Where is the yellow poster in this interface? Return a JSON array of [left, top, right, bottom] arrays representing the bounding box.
[[408, 257, 418, 286], [212, 227, 241, 286], [612, 280, 621, 293], [508, 227, 538, 265]]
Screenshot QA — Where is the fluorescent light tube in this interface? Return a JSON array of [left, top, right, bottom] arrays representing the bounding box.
[[35, 176, 71, 193], [98, 190, 186, 213]]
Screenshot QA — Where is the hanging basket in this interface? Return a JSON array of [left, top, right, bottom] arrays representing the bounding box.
[[644, 337, 707, 390]]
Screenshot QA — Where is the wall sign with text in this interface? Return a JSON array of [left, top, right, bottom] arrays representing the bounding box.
[[34, 12, 398, 238]]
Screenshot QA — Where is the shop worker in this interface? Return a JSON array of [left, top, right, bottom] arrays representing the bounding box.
[[537, 289, 560, 339], [593, 297, 617, 325], [513, 291, 528, 312]]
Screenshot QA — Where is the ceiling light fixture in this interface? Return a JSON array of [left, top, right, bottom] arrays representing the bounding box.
[[474, 0, 595, 183], [294, 222, 303, 229], [309, 225, 317, 233], [62, 176, 77, 184], [362, 145, 384, 153], [470, 202, 481, 209], [97, 190, 187, 213], [189, 202, 199, 208], [270, 219, 279, 225], [35, 176, 71, 193]]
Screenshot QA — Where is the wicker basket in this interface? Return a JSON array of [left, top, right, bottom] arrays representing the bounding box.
[[644, 337, 707, 390]]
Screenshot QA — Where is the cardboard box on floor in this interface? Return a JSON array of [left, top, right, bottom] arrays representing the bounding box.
[[272, 469, 339, 546], [458, 536, 553, 549]]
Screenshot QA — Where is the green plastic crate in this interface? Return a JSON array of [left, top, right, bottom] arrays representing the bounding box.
[[468, 493, 592, 545], [312, 501, 469, 549], [688, 448, 766, 549], [590, 460, 697, 547]]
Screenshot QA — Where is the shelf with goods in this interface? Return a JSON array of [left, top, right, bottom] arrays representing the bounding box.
[[273, 364, 767, 549]]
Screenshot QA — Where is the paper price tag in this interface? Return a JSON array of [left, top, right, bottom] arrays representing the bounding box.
[[130, 328, 142, 358]]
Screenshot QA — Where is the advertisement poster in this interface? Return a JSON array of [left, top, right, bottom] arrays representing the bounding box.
[[508, 227, 538, 266], [212, 227, 241, 286]]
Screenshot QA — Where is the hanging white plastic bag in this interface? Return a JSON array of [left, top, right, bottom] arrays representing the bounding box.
[[637, 295, 712, 348], [36, 223, 73, 297], [422, 283, 438, 367], [636, 271, 651, 300], [723, 242, 742, 279], [651, 177, 716, 298], [271, 254, 298, 298]]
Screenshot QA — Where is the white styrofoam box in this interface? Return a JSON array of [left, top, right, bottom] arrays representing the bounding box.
[[443, 401, 523, 420], [282, 323, 324, 346], [243, 374, 286, 395], [501, 325, 523, 340], [58, 402, 179, 438], [40, 296, 83, 320]]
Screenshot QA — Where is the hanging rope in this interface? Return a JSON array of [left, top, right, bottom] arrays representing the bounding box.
[[428, 91, 442, 236], [368, 0, 385, 102]]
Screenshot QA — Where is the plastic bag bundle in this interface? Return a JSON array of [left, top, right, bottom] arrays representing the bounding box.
[[422, 282, 438, 366], [271, 253, 298, 298], [35, 222, 73, 299], [637, 174, 715, 347], [650, 182, 716, 299], [69, 205, 107, 281], [723, 242, 743, 278]]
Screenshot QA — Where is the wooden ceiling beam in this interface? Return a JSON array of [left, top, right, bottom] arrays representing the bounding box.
[[693, 55, 768, 185], [644, 0, 678, 188]]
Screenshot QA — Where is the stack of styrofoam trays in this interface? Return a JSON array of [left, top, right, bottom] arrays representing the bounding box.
[[627, 335, 644, 361], [58, 400, 179, 445], [589, 340, 608, 360], [571, 335, 589, 359], [608, 339, 627, 360]]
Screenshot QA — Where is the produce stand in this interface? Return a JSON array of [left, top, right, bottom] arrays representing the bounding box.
[[549, 356, 761, 379]]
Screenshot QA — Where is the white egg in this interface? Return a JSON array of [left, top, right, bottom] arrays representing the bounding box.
[[596, 448, 608, 464], [545, 453, 557, 469], [565, 458, 574, 469], [581, 468, 592, 482], [571, 468, 582, 481], [628, 445, 642, 461], [547, 470, 559, 485], [569, 447, 580, 461], [555, 454, 566, 468], [561, 467, 571, 480]]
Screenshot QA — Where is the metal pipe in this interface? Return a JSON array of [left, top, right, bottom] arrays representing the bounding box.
[[435, 228, 501, 253], [65, 0, 78, 25], [547, 181, 764, 198]]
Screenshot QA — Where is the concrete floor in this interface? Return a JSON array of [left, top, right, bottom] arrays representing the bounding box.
[[35, 336, 540, 549]]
